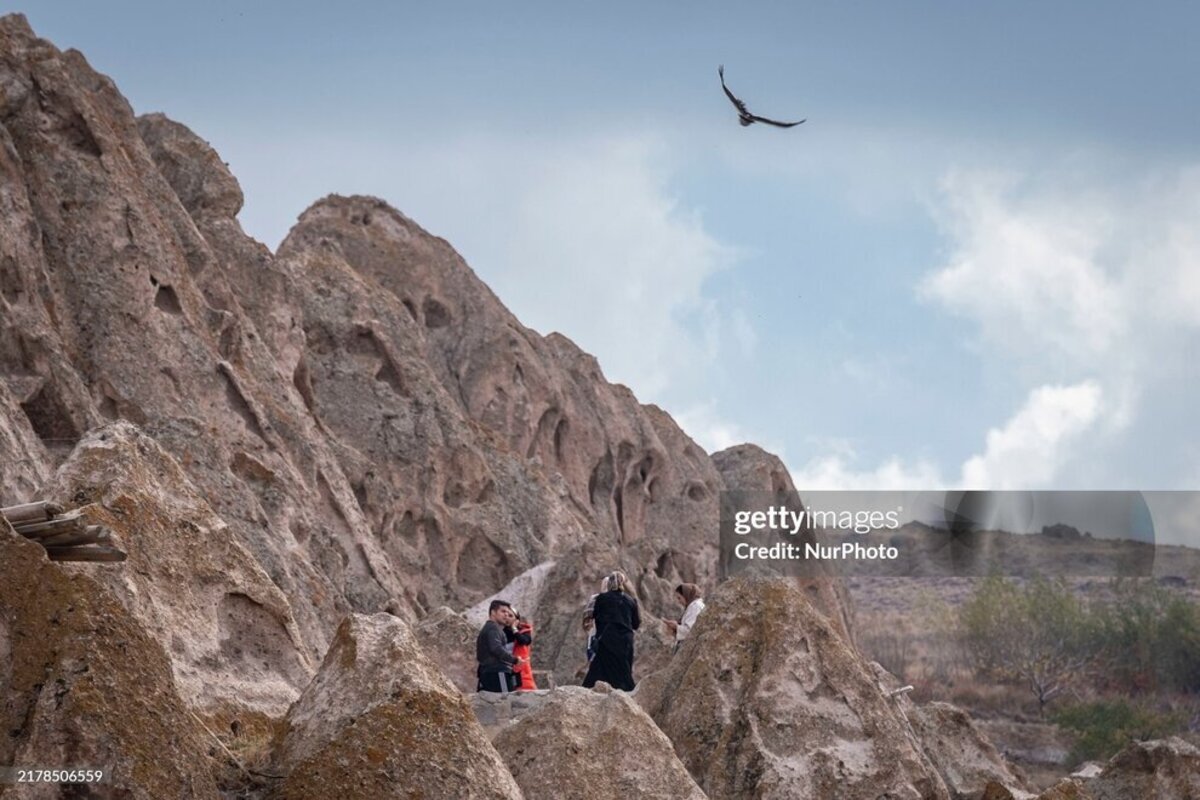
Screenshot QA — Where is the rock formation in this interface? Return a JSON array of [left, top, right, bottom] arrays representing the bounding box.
[[1, 13, 1130, 800], [710, 444, 855, 642], [909, 702, 1031, 800], [1, 526, 220, 798], [491, 685, 707, 800], [38, 422, 311, 718], [273, 613, 523, 800], [0, 12, 781, 700], [415, 606, 483, 695], [1084, 737, 1200, 800], [638, 573, 949, 800]]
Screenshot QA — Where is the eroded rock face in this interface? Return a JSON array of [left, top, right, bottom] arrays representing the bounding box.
[[493, 686, 707, 800], [0, 527, 219, 799], [0, 380, 51, 502], [1, 12, 859, 708], [911, 702, 1031, 800], [1085, 737, 1200, 800], [0, 12, 379, 673], [638, 573, 948, 800], [414, 606, 481, 695], [274, 613, 522, 800], [1, 10, 858, 771], [41, 422, 312, 717], [274, 193, 750, 681], [711, 444, 855, 642]]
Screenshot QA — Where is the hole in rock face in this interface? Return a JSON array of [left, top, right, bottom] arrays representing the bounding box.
[[456, 533, 509, 593], [98, 394, 118, 421], [422, 297, 451, 329], [527, 407, 560, 459], [20, 383, 79, 446], [0, 256, 22, 304], [293, 358, 316, 413], [444, 481, 467, 509], [220, 369, 265, 440], [588, 452, 614, 507], [352, 479, 368, 513], [374, 359, 407, 398], [553, 417, 569, 462], [154, 284, 183, 314], [686, 482, 708, 502], [613, 485, 625, 536]]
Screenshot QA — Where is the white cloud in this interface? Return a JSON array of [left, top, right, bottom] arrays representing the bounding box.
[[916, 166, 1200, 487], [490, 137, 738, 398], [675, 401, 774, 455], [920, 170, 1126, 361], [786, 438, 944, 490], [781, 381, 1102, 491], [960, 381, 1103, 489], [799, 164, 1200, 493]]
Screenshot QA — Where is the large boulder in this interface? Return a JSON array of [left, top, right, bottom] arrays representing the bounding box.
[[1085, 737, 1200, 800], [493, 685, 706, 800], [273, 612, 522, 800], [710, 444, 855, 642], [0, 525, 220, 798], [415, 606, 481, 695], [910, 702, 1031, 799], [42, 422, 312, 718], [638, 573, 948, 800]]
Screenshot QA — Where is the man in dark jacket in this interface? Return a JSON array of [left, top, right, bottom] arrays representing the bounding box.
[[476, 599, 524, 692]]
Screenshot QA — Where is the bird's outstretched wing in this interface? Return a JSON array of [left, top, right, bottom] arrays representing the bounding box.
[[749, 114, 806, 128], [718, 65, 750, 116]]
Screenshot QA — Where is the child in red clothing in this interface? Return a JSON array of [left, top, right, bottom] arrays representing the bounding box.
[[511, 613, 537, 691]]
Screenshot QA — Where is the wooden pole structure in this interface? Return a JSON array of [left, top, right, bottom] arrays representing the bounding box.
[[9, 512, 88, 538], [4, 499, 126, 564], [45, 545, 127, 563], [1, 501, 65, 526], [39, 526, 110, 549]]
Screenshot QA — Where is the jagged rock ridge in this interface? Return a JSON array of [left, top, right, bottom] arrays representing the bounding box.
[[0, 4, 852, 731]]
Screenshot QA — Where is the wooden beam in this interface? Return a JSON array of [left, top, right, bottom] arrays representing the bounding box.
[[10, 511, 87, 538], [45, 545, 127, 563], [1, 501, 65, 526], [39, 526, 110, 549]]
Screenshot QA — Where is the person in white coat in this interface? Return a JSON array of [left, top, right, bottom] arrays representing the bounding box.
[[664, 583, 705, 652]]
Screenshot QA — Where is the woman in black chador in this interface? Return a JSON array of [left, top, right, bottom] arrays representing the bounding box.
[[582, 570, 641, 691]]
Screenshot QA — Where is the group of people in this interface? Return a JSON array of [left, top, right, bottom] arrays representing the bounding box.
[[474, 572, 706, 694]]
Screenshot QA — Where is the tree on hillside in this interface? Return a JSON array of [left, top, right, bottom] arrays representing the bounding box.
[[960, 576, 1099, 717], [1092, 578, 1200, 694]]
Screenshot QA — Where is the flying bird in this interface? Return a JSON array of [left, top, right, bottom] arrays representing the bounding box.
[[719, 65, 805, 128]]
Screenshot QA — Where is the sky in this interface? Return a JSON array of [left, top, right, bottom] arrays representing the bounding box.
[[18, 3, 1200, 515]]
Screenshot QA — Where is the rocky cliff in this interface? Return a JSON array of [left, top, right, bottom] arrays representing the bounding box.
[[0, 9, 759, 701], [8, 13, 1183, 800], [0, 2, 849, 747]]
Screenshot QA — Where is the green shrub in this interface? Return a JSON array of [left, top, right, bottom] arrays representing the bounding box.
[[959, 576, 1099, 715], [1052, 699, 1184, 765], [1090, 580, 1200, 694]]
